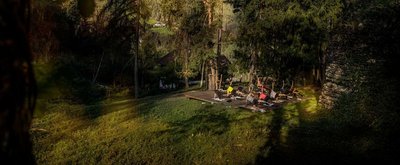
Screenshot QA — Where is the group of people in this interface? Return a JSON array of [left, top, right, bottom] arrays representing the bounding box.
[[213, 83, 246, 101], [213, 76, 302, 110], [245, 78, 276, 107]]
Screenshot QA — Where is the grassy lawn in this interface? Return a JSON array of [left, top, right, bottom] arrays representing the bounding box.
[[31, 88, 319, 164], [32, 86, 397, 164]]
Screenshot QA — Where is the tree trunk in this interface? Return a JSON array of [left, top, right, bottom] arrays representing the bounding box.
[[219, 74, 223, 89], [184, 77, 189, 89], [184, 35, 189, 89], [215, 64, 219, 90], [249, 48, 257, 85], [205, 61, 209, 89], [319, 41, 326, 86], [92, 52, 104, 84], [0, 0, 36, 163], [321, 53, 326, 85], [200, 60, 205, 88], [134, 0, 140, 98], [203, 0, 217, 90], [216, 28, 222, 89], [203, 0, 213, 26], [249, 65, 254, 84], [208, 60, 216, 90]]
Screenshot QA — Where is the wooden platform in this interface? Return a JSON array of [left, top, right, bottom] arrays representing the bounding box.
[[184, 91, 219, 104], [184, 90, 246, 106], [184, 90, 286, 111]]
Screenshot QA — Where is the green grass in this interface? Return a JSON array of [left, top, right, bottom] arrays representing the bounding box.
[[29, 87, 325, 164], [150, 27, 174, 36], [32, 86, 398, 164], [32, 94, 278, 164]]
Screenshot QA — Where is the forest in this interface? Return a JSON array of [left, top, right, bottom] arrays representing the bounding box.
[[1, 0, 400, 164]]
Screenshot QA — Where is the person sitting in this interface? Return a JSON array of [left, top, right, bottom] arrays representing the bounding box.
[[246, 92, 258, 106], [269, 89, 277, 100], [259, 91, 268, 101], [257, 77, 263, 88], [214, 90, 225, 101], [248, 79, 256, 92], [289, 87, 302, 97], [236, 86, 246, 97], [227, 85, 234, 96]]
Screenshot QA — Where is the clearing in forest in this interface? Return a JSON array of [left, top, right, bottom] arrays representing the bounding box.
[[32, 87, 323, 164]]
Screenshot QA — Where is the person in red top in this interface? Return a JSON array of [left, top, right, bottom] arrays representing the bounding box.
[[257, 77, 263, 89], [259, 92, 267, 101]]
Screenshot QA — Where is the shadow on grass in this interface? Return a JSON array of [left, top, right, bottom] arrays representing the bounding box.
[[132, 101, 232, 143], [35, 60, 109, 120], [255, 104, 285, 164], [255, 88, 400, 164], [255, 88, 323, 164], [167, 111, 230, 141]]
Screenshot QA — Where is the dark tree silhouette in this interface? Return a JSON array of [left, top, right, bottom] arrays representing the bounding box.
[[0, 0, 36, 164]]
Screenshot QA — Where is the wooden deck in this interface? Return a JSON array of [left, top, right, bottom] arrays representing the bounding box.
[[184, 90, 246, 106], [184, 90, 288, 111], [184, 91, 219, 104]]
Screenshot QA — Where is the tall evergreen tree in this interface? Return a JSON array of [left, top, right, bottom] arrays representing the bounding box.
[[0, 0, 36, 163]]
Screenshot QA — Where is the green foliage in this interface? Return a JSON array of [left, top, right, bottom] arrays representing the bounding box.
[[232, 0, 341, 80], [146, 18, 158, 25], [77, 0, 95, 18], [30, 0, 400, 163], [324, 0, 400, 154], [34, 57, 107, 105], [150, 27, 174, 36]]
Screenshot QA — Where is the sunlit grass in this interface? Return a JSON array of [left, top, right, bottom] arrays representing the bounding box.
[[33, 85, 390, 164], [304, 96, 318, 114], [32, 96, 276, 164]]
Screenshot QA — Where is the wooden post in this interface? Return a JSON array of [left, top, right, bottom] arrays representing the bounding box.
[[272, 81, 275, 91], [200, 60, 205, 88], [291, 80, 294, 90], [219, 74, 223, 89]]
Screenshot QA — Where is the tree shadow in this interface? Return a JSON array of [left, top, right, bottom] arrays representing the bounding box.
[[137, 103, 232, 143], [35, 59, 112, 122], [255, 91, 323, 164], [277, 98, 372, 164], [254, 89, 400, 164], [167, 111, 231, 141], [254, 106, 285, 164], [81, 100, 137, 120]]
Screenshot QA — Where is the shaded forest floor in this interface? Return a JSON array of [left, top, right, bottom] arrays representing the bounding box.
[[31, 86, 399, 164]]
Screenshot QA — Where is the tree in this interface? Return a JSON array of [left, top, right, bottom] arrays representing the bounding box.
[[202, 0, 222, 90], [0, 0, 36, 163], [231, 0, 341, 86], [134, 0, 140, 98], [96, 0, 149, 96]]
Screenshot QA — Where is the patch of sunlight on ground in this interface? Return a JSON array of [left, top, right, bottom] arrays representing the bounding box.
[[304, 96, 318, 114], [281, 104, 300, 144], [278, 86, 320, 144]]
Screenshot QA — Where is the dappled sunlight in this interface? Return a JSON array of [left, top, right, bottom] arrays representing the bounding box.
[[276, 87, 322, 145], [32, 96, 278, 164], [304, 96, 319, 114], [0, 0, 393, 163], [32, 81, 332, 164], [33, 83, 396, 164], [296, 87, 320, 115], [280, 104, 300, 144]]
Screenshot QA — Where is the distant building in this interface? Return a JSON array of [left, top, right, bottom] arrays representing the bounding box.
[[153, 22, 166, 28]]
